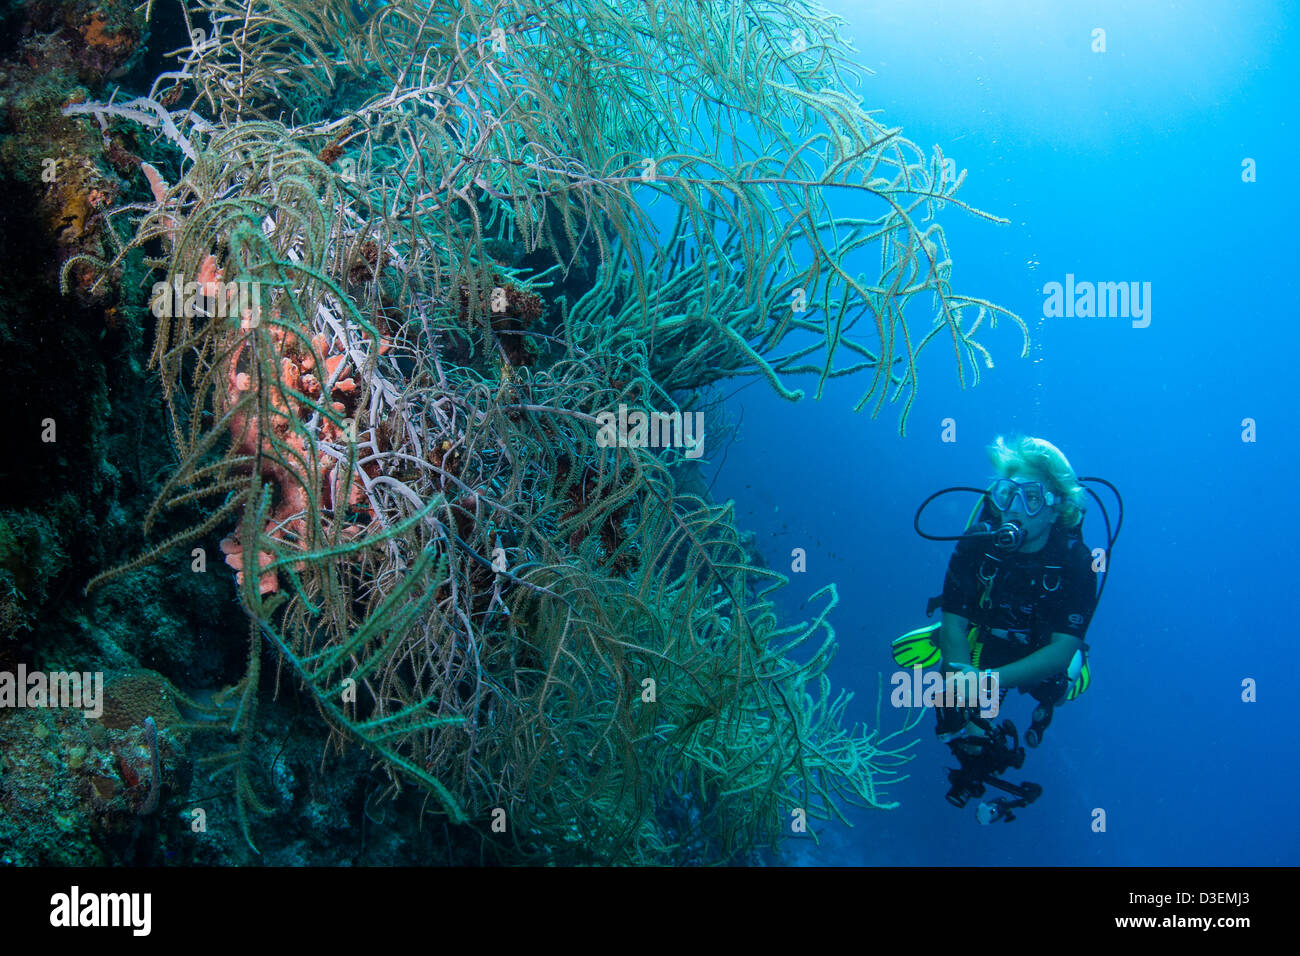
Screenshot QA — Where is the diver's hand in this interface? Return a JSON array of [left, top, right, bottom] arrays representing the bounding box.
[[948, 662, 997, 698]]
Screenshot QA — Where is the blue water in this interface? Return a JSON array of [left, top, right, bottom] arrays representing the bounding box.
[[707, 0, 1298, 865]]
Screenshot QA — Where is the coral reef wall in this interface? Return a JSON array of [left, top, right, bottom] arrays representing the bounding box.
[[0, 0, 1018, 864]]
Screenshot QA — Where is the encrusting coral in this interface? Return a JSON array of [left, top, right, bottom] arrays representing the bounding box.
[[216, 308, 387, 595]]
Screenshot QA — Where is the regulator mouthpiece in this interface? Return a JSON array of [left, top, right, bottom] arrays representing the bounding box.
[[993, 520, 1024, 550]]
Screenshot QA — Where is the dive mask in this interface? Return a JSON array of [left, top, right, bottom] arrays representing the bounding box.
[[987, 478, 1057, 517]]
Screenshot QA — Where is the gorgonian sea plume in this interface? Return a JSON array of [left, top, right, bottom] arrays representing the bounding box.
[[69, 0, 1020, 861]]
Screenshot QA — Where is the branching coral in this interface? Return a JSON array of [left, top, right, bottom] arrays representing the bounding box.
[[68, 0, 1010, 862]]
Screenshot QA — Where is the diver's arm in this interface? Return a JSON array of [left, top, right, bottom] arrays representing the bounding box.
[[937, 612, 973, 668], [993, 632, 1083, 690]]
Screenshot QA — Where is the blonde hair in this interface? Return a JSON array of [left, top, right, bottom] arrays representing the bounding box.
[[987, 435, 1086, 528]]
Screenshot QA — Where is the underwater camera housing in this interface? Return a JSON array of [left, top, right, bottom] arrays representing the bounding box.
[[944, 719, 1024, 807], [944, 720, 1043, 822]]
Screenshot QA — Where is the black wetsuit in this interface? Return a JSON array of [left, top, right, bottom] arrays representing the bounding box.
[[938, 517, 1098, 718]]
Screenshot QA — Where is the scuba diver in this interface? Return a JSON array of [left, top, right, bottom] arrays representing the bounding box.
[[896, 435, 1122, 825]]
